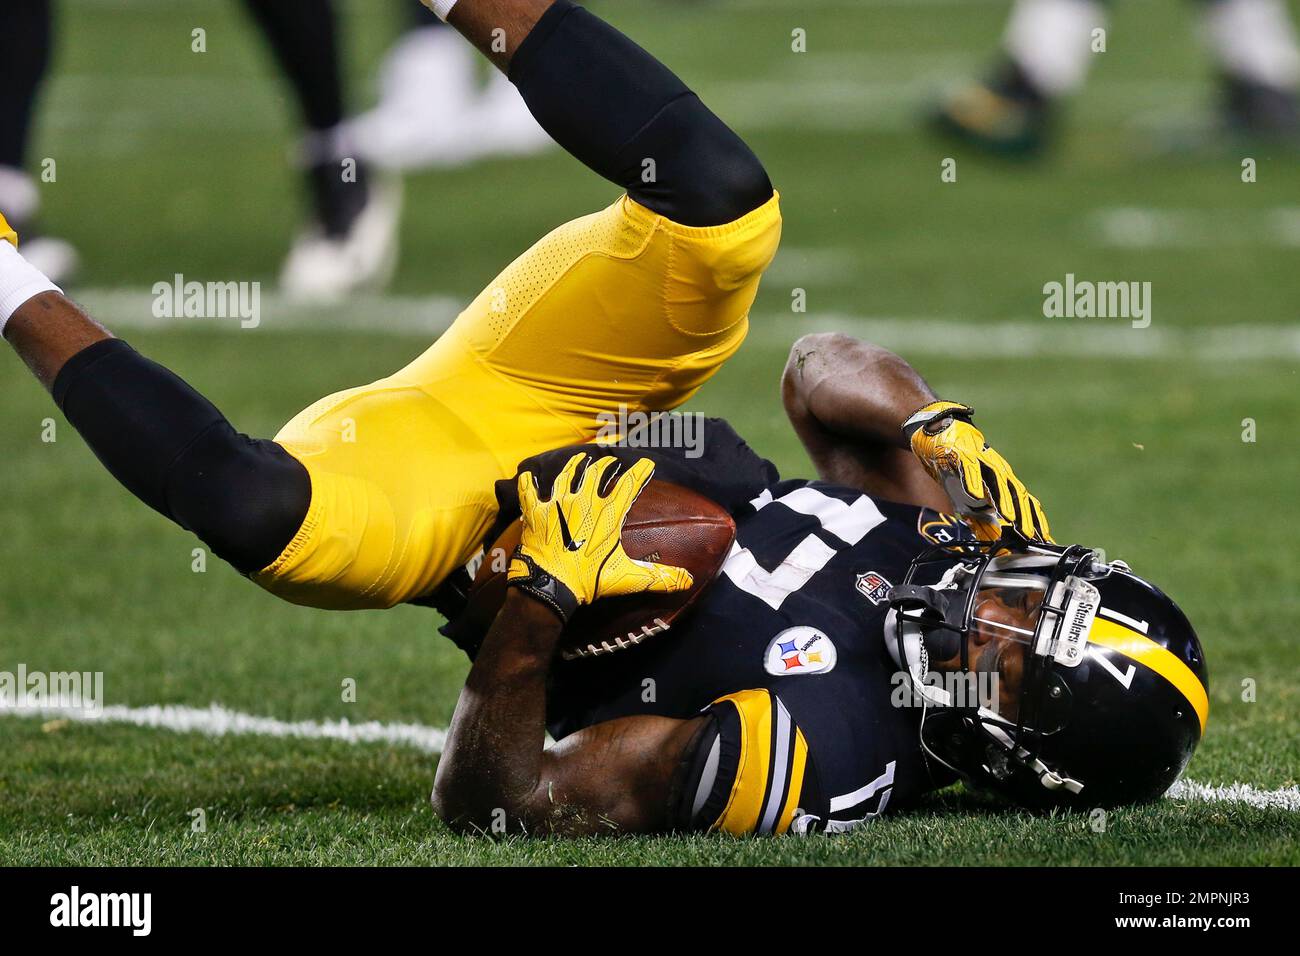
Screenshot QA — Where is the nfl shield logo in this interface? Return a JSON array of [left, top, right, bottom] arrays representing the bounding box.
[[855, 571, 892, 605]]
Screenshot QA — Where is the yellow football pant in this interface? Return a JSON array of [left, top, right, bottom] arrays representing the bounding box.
[[255, 192, 782, 609]]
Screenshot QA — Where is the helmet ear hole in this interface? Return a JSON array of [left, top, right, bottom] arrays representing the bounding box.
[[1024, 673, 1071, 734]]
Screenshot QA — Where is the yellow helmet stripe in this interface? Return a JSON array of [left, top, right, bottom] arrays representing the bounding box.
[[1088, 616, 1208, 734]]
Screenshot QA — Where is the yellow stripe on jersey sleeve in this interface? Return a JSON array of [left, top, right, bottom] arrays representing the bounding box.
[[710, 689, 810, 836]]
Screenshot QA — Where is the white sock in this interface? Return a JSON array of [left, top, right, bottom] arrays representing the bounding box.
[[421, 0, 459, 22], [1203, 0, 1300, 91], [0, 240, 63, 336], [299, 123, 358, 167], [1004, 0, 1107, 98]]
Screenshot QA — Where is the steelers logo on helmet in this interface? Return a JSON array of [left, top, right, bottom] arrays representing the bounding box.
[[916, 508, 972, 546], [884, 538, 1208, 810]]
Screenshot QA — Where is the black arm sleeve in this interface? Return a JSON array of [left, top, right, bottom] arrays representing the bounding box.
[[52, 339, 310, 575], [508, 0, 773, 226]]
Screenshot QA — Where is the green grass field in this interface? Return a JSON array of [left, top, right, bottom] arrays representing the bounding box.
[[1, 0, 1297, 866]]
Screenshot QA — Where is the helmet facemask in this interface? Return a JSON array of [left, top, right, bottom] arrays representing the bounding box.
[[886, 540, 1122, 803]]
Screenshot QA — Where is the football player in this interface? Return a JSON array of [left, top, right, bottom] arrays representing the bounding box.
[[933, 0, 1300, 154], [431, 333, 1208, 836], [0, 0, 781, 610]]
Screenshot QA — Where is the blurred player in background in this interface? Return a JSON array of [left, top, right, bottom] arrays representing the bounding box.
[[0, 0, 400, 301], [934, 0, 1300, 154], [241, 0, 401, 301], [346, 1, 551, 168]]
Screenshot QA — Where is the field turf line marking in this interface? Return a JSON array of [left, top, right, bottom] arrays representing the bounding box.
[[70, 288, 1300, 360], [1164, 779, 1300, 812], [2, 702, 1296, 812], [1091, 206, 1300, 248], [767, 314, 1300, 361], [0, 702, 446, 753]]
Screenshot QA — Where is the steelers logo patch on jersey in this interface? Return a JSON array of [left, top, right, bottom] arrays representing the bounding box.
[[764, 626, 837, 676]]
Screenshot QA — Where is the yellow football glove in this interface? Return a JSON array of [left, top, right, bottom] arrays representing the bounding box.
[[903, 401, 1053, 544], [507, 453, 694, 623], [1, 211, 17, 249]]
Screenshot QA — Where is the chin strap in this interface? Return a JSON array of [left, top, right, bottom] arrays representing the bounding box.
[[983, 723, 1086, 794], [420, 0, 459, 23]]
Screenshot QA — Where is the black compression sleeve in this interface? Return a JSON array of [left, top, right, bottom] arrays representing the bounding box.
[[52, 339, 311, 574], [507, 0, 772, 226]]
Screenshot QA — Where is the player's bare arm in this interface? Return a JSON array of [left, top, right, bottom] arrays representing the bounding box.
[[433, 588, 705, 836], [4, 289, 109, 389], [782, 332, 1051, 542], [433, 453, 703, 836], [438, 0, 550, 70]]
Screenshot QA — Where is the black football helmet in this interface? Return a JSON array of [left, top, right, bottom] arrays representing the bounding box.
[[884, 539, 1208, 809]]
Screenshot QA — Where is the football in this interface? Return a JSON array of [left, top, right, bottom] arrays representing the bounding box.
[[462, 480, 736, 660]]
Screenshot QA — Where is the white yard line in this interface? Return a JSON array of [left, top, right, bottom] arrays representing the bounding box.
[[0, 702, 446, 754], [1, 701, 1294, 812], [1091, 206, 1300, 249], [760, 314, 1300, 361], [1165, 779, 1300, 813], [74, 287, 464, 335], [70, 287, 1300, 361]]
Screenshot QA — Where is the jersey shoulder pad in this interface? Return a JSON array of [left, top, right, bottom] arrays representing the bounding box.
[[678, 688, 826, 835]]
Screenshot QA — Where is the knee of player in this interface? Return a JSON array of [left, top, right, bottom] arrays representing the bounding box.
[[713, 144, 772, 214], [189, 498, 302, 575], [169, 430, 311, 574], [655, 97, 773, 226], [681, 142, 773, 226]]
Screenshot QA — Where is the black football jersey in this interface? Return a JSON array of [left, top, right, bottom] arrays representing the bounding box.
[[546, 477, 968, 833]]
